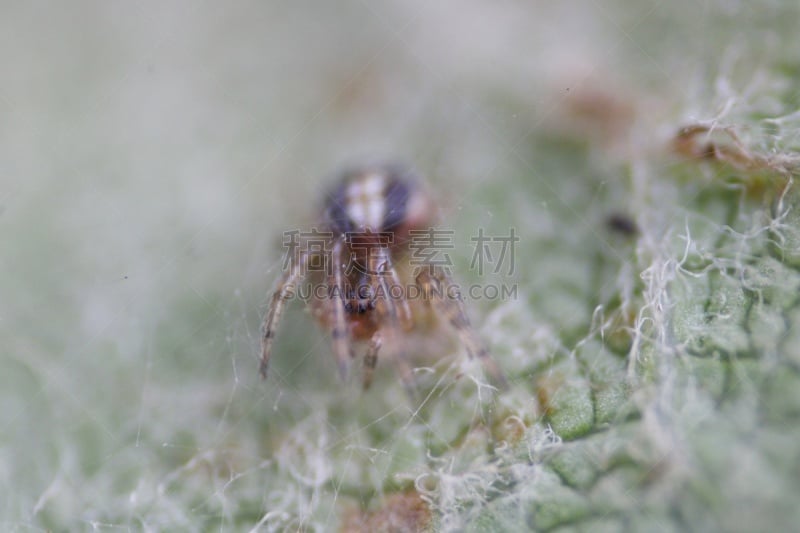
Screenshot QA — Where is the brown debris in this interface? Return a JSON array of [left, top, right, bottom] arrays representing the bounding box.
[[672, 124, 761, 169], [535, 372, 566, 418], [340, 490, 432, 533], [562, 85, 635, 140], [671, 124, 797, 198]]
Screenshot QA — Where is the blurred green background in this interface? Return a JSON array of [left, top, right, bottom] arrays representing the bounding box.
[[2, 1, 800, 531]]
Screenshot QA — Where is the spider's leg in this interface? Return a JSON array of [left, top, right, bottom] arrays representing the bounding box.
[[416, 268, 508, 390], [330, 237, 354, 380], [368, 246, 397, 321], [369, 247, 416, 395], [260, 252, 307, 379], [362, 331, 382, 390], [382, 255, 413, 332]]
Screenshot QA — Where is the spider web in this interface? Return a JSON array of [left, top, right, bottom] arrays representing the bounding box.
[[3, 0, 800, 531]]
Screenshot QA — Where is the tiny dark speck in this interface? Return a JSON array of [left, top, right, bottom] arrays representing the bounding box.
[[606, 213, 639, 237]]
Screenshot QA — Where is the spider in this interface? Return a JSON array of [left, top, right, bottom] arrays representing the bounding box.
[[259, 163, 507, 392]]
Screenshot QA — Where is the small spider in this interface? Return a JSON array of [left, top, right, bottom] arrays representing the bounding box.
[[259, 163, 507, 392]]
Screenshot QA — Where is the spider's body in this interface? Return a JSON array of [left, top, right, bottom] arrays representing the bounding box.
[[318, 166, 431, 339], [260, 164, 506, 391], [324, 167, 423, 236]]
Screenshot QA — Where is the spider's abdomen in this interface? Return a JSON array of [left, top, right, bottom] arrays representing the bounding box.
[[323, 164, 433, 237]]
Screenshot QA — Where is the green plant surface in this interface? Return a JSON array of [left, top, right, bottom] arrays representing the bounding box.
[[2, 1, 800, 531]]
